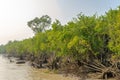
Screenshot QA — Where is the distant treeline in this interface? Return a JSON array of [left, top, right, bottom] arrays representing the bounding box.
[[0, 6, 120, 63]]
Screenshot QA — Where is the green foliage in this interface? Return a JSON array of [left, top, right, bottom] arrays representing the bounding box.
[[0, 45, 6, 53], [27, 15, 51, 33], [107, 7, 120, 54], [2, 6, 120, 61], [52, 19, 63, 31]]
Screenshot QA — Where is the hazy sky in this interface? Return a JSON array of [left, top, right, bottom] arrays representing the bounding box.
[[0, 0, 120, 45]]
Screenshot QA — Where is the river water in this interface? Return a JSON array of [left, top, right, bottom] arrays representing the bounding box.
[[0, 55, 78, 80]]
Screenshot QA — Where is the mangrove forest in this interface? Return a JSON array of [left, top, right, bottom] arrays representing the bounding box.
[[1, 6, 120, 80]]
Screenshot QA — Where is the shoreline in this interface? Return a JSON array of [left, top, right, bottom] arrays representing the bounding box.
[[29, 68, 80, 80], [4, 54, 117, 80], [5, 55, 80, 80]]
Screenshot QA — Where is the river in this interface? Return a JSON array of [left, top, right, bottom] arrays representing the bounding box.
[[0, 55, 78, 80]]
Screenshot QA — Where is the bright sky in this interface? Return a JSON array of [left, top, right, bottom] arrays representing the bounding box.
[[0, 0, 120, 45]]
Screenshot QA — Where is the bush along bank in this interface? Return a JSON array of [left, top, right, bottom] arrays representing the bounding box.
[[1, 7, 120, 79]]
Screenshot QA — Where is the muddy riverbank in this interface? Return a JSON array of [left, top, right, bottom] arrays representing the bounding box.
[[4, 54, 118, 80]]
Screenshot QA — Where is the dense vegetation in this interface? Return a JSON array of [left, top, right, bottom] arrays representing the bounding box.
[[1, 7, 120, 79], [0, 45, 5, 53]]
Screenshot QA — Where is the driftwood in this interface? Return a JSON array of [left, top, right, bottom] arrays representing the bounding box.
[[31, 62, 41, 68], [31, 60, 43, 68], [16, 60, 25, 64]]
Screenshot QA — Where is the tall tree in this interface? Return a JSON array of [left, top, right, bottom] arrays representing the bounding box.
[[27, 15, 51, 33]]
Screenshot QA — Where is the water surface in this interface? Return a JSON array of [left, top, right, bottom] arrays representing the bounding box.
[[0, 55, 77, 80]]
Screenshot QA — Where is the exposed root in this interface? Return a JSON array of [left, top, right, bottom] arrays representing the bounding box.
[[103, 71, 116, 79], [61, 60, 120, 79]]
